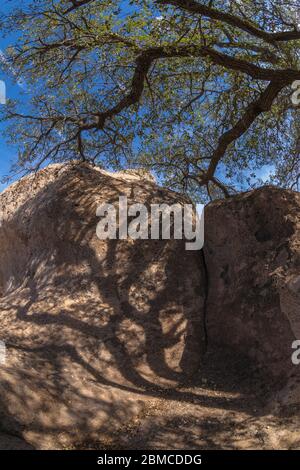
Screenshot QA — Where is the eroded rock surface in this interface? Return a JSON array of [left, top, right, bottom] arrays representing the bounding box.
[[0, 162, 206, 448], [0, 164, 299, 449], [205, 187, 300, 400]]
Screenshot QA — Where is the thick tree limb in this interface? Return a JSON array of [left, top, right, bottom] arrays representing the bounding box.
[[77, 44, 300, 133], [64, 0, 300, 46], [157, 0, 300, 44], [65, 0, 96, 13], [203, 80, 289, 182], [10, 42, 297, 183], [10, 1, 300, 194]]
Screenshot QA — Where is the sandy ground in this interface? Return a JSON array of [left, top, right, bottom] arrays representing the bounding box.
[[1, 348, 299, 450], [73, 347, 300, 450], [1, 346, 299, 450], [0, 350, 300, 450]]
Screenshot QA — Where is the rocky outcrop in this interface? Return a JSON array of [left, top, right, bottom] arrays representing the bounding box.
[[205, 187, 300, 396], [0, 162, 206, 448], [0, 163, 299, 448]]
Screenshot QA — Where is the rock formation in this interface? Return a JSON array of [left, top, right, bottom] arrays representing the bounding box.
[[205, 187, 300, 403], [0, 162, 299, 448], [0, 162, 206, 448]]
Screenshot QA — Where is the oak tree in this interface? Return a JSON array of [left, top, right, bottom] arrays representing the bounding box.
[[1, 0, 300, 199]]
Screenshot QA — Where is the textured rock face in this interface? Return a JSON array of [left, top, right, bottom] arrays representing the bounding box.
[[0, 164, 299, 448], [0, 163, 206, 448], [204, 187, 300, 388]]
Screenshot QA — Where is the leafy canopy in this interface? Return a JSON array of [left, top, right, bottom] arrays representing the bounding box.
[[1, 0, 300, 200]]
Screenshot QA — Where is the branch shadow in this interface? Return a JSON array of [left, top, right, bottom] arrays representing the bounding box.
[[0, 164, 273, 448]]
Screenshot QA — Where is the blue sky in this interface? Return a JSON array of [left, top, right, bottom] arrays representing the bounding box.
[[0, 0, 21, 189], [0, 0, 275, 193], [0, 1, 30, 189]]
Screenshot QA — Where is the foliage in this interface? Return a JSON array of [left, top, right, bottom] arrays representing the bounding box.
[[1, 0, 300, 200]]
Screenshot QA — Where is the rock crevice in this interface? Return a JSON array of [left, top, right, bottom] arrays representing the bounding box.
[[204, 186, 300, 402], [0, 163, 299, 448]]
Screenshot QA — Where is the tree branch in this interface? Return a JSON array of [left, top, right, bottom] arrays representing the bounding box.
[[65, 0, 96, 13], [203, 80, 288, 182], [157, 0, 300, 44], [77, 44, 300, 133]]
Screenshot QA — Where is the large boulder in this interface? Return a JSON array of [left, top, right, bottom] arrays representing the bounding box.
[[0, 164, 299, 448], [0, 162, 206, 448], [204, 187, 300, 396]]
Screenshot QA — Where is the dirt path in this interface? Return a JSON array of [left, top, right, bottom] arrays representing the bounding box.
[[78, 348, 300, 450], [1, 347, 299, 450]]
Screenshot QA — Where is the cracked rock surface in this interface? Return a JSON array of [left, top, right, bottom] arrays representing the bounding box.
[[0, 162, 206, 448], [0, 163, 299, 449], [204, 187, 300, 405]]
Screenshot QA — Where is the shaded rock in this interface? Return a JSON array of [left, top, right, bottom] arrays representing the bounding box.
[[204, 187, 300, 398], [0, 432, 33, 450], [0, 164, 299, 449], [0, 162, 206, 448]]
